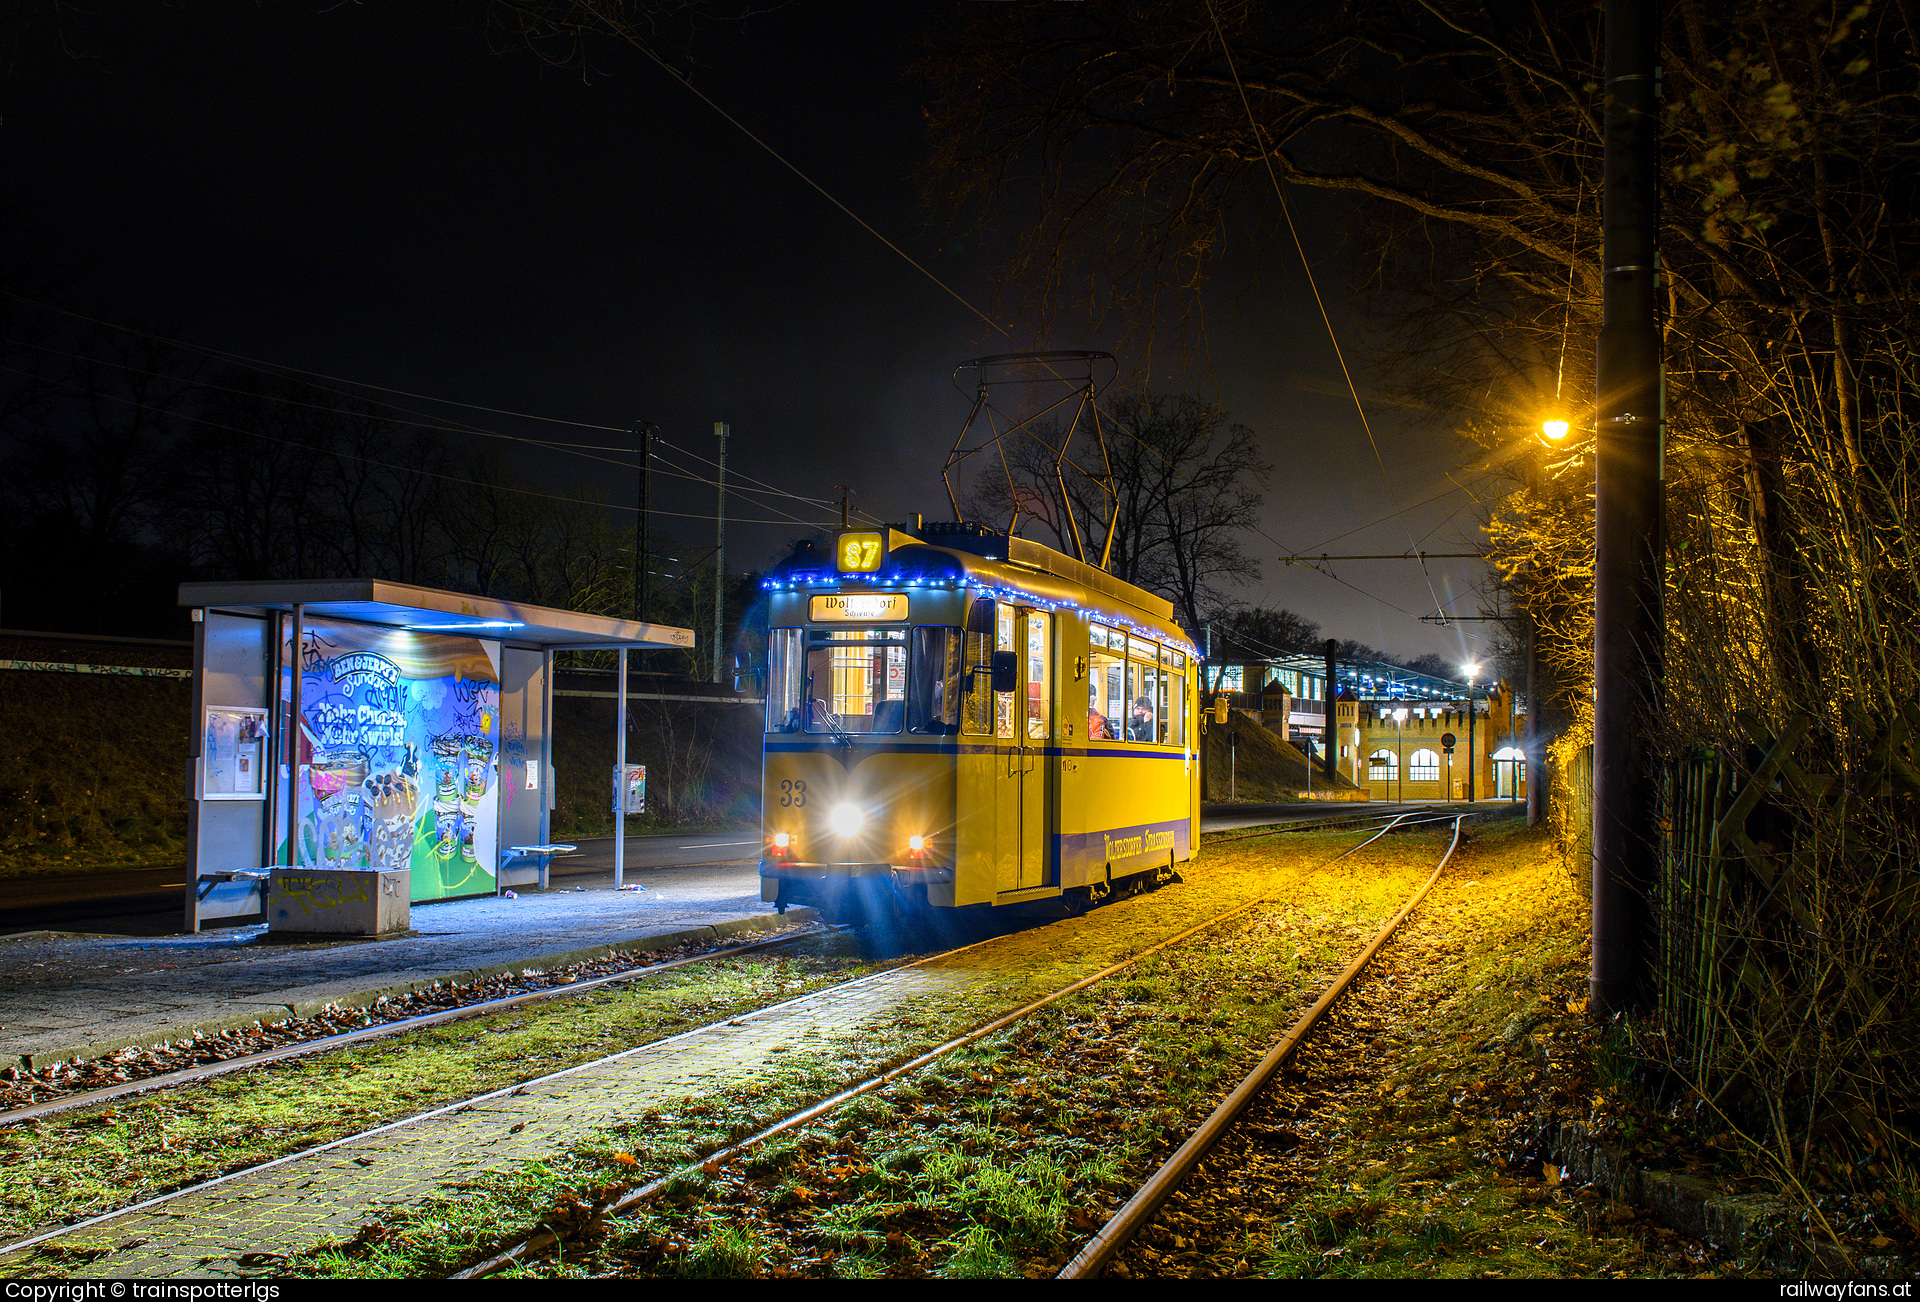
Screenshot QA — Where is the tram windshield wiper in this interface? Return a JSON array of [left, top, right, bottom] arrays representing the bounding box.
[[811, 699, 855, 749]]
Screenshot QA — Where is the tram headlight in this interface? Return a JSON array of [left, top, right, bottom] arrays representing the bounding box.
[[829, 804, 865, 837], [908, 835, 925, 852], [772, 832, 791, 849]]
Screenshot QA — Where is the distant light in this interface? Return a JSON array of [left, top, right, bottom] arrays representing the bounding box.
[[1542, 419, 1570, 440]]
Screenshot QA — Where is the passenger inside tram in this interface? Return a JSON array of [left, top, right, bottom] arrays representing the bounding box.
[[1123, 696, 1150, 741]]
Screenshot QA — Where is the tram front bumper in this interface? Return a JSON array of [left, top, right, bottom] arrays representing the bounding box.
[[759, 860, 955, 901]]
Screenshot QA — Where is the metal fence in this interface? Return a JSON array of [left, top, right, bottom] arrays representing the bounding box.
[[1657, 712, 1920, 1090]]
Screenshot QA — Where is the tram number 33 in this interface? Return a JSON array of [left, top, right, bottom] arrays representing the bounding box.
[[779, 779, 808, 807]]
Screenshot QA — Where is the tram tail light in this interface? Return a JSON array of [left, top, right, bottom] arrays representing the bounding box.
[[908, 835, 925, 853], [770, 831, 795, 858]]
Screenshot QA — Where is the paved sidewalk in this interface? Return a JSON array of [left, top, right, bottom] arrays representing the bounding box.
[[0, 878, 806, 1071], [0, 960, 975, 1278]]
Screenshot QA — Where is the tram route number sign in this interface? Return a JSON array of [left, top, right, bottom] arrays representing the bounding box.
[[835, 529, 888, 573], [810, 592, 909, 622], [1441, 732, 1456, 753]]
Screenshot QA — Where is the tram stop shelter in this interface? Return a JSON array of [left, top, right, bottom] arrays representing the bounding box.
[[179, 579, 695, 934]]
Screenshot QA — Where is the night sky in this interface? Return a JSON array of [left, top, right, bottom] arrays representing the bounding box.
[[4, 1, 1498, 664]]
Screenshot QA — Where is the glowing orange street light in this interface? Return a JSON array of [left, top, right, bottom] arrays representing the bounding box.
[[1542, 418, 1570, 440]]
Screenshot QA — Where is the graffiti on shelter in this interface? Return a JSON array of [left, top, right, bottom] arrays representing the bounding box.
[[274, 873, 371, 917]]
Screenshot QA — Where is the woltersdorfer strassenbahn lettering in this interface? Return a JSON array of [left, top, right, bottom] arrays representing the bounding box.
[[810, 593, 909, 622]]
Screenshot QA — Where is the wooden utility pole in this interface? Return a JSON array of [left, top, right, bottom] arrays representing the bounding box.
[[713, 422, 728, 684], [1591, 0, 1665, 1017]]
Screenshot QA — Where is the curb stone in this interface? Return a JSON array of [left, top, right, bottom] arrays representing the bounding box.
[[1549, 1119, 1906, 1278], [9, 907, 819, 1071]]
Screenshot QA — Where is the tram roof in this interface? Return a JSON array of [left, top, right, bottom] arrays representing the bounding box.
[[763, 526, 1192, 650]]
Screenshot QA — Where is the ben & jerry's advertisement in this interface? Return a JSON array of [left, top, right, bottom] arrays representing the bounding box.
[[280, 622, 500, 901]]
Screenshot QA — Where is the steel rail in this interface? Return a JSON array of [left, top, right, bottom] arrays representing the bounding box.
[[1057, 813, 1470, 1279], [452, 818, 1429, 1278], [1205, 809, 1410, 845], [0, 814, 1440, 1273], [0, 922, 844, 1130], [1207, 806, 1508, 846]]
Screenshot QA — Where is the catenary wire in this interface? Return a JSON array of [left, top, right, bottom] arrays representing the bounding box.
[[1204, 3, 1444, 617], [2, 324, 855, 527], [0, 363, 834, 527]]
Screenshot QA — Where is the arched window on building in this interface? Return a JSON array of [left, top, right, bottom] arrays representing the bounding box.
[[1409, 749, 1440, 781], [1368, 749, 1398, 782]]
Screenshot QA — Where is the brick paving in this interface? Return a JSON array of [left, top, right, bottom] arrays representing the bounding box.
[[1, 962, 974, 1278]]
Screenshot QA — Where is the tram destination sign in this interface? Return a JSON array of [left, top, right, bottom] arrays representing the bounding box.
[[810, 593, 909, 622], [834, 529, 889, 573]]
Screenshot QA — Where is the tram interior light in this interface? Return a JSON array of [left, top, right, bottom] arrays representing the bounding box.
[[830, 804, 865, 837]]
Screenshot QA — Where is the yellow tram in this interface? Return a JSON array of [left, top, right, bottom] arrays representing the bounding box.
[[759, 520, 1199, 922]]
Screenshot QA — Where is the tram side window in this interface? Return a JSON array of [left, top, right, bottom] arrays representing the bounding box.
[[767, 628, 804, 733], [995, 604, 1016, 739], [962, 599, 994, 735], [1088, 625, 1125, 740], [908, 627, 962, 734], [1025, 610, 1050, 740], [1126, 636, 1163, 742], [1167, 648, 1186, 746]]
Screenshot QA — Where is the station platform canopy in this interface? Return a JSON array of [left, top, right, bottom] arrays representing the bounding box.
[[178, 578, 694, 653], [1249, 653, 1470, 703]]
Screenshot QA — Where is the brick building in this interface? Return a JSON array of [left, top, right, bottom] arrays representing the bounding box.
[[1212, 654, 1526, 803]]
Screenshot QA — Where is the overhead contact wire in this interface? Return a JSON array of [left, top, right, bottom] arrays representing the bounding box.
[[1204, 4, 1446, 616]]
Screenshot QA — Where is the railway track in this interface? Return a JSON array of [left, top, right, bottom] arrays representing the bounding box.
[[1059, 814, 1468, 1277], [453, 811, 1488, 1278], [0, 813, 1489, 1278], [0, 810, 1432, 1130], [0, 921, 843, 1128], [1206, 805, 1517, 846]]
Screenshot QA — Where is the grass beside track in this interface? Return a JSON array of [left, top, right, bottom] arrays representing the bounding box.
[[1115, 822, 1715, 1280], [0, 943, 879, 1249], [281, 828, 1448, 1278]]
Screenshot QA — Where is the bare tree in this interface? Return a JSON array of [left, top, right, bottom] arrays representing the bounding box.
[[963, 391, 1267, 632]]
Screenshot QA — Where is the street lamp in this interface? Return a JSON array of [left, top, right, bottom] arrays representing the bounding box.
[[1542, 417, 1570, 442], [1462, 662, 1481, 802]]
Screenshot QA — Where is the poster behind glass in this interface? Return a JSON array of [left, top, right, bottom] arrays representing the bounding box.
[[280, 621, 500, 901], [202, 706, 268, 798]]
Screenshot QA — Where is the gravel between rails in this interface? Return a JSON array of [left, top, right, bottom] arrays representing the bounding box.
[[422, 829, 1464, 1279]]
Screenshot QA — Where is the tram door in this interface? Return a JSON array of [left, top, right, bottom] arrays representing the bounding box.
[[1015, 609, 1052, 889]]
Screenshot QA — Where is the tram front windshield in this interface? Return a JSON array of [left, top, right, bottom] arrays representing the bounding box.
[[766, 626, 962, 736]]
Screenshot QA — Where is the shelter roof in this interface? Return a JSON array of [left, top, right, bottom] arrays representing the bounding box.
[[178, 579, 694, 651]]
